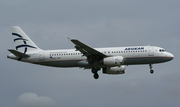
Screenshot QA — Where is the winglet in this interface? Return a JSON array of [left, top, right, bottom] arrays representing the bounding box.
[[67, 37, 72, 41]]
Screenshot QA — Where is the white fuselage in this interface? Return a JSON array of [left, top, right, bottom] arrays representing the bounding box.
[[8, 46, 174, 68]]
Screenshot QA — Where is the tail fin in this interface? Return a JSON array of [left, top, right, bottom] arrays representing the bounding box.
[[11, 26, 41, 53]]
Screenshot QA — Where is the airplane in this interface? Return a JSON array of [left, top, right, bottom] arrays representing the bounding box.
[[7, 26, 174, 79]]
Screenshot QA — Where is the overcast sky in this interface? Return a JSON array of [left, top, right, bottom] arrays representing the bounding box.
[[1, 0, 180, 107]]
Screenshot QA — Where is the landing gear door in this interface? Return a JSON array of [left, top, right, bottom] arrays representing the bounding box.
[[39, 51, 44, 61], [148, 46, 154, 56]]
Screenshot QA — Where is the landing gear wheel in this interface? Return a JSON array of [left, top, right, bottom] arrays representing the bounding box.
[[150, 69, 154, 74], [91, 68, 100, 79], [91, 68, 97, 74], [149, 64, 154, 74], [93, 73, 99, 79]]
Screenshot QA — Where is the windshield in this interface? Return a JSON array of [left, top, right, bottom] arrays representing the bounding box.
[[159, 49, 166, 52]]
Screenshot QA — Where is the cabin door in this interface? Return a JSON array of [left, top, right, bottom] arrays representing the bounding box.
[[39, 51, 44, 61], [148, 46, 154, 56]]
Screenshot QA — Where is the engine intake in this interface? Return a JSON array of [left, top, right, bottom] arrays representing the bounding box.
[[103, 56, 124, 67], [103, 65, 126, 74]]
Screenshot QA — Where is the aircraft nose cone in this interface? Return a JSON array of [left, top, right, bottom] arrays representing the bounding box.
[[167, 52, 174, 60]]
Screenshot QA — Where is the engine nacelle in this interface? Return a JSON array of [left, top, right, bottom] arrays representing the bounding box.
[[102, 65, 126, 74], [103, 56, 124, 67]]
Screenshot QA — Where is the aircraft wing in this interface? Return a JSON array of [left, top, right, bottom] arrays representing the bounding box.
[[69, 39, 107, 62]]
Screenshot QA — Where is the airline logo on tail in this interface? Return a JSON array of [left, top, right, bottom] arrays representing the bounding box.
[[12, 33, 37, 54]]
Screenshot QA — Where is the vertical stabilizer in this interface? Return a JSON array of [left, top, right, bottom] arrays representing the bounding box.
[[11, 26, 41, 53]]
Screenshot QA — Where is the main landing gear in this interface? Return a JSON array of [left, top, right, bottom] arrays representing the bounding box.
[[149, 64, 154, 74], [91, 68, 100, 79]]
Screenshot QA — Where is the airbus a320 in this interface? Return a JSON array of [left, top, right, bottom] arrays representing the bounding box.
[[7, 26, 174, 79]]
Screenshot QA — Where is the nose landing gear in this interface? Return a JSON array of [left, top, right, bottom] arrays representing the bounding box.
[[149, 64, 154, 74]]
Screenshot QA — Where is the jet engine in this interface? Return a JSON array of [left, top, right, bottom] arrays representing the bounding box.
[[102, 65, 126, 74], [102, 56, 124, 66]]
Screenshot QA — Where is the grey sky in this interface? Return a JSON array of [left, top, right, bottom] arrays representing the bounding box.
[[1, 0, 180, 107]]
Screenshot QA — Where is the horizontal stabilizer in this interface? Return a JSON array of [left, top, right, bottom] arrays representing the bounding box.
[[8, 49, 30, 58]]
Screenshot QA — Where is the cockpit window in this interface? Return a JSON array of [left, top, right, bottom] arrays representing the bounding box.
[[159, 49, 165, 52]]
